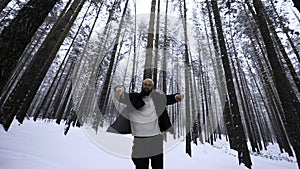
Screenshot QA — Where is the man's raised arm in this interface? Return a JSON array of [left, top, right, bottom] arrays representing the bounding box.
[[114, 85, 125, 101], [166, 93, 184, 105]]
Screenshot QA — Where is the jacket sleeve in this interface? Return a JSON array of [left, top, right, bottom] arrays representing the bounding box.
[[166, 93, 179, 105], [106, 113, 131, 134], [116, 90, 145, 110]]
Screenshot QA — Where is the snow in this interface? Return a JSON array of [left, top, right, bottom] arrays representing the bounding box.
[[0, 120, 298, 169]]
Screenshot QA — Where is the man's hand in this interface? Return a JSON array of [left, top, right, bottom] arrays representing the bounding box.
[[175, 94, 184, 102], [114, 86, 124, 100]]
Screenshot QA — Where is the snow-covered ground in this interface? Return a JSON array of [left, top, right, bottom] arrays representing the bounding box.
[[0, 120, 298, 169]]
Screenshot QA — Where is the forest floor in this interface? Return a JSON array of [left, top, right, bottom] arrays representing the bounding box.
[[0, 119, 298, 169]]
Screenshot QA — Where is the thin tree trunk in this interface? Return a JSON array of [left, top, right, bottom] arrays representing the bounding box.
[[239, 66, 261, 152], [153, 0, 160, 88], [231, 54, 259, 153], [205, 0, 226, 107], [38, 1, 93, 121], [161, 0, 168, 93], [196, 42, 205, 144], [96, 0, 129, 129], [227, 12, 259, 152], [144, 0, 156, 79], [54, 1, 94, 122], [130, 0, 137, 92], [182, 0, 192, 157], [191, 76, 199, 145], [62, 2, 103, 127], [243, 53, 290, 153]]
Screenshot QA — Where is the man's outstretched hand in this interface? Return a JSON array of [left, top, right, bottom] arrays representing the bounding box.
[[114, 86, 124, 100], [175, 94, 184, 102]]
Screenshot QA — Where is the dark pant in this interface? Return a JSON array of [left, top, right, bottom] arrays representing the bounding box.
[[132, 153, 163, 169], [131, 134, 164, 169]]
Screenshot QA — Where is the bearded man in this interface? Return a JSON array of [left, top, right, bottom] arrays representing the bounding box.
[[107, 78, 184, 169]]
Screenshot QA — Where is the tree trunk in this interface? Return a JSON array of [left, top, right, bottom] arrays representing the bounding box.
[[253, 0, 300, 168], [96, 0, 129, 129], [0, 0, 11, 12], [227, 12, 260, 152], [0, 0, 59, 91], [244, 0, 294, 156], [130, 1, 138, 92], [60, 2, 103, 128], [205, 0, 226, 107], [153, 0, 160, 88], [264, 3, 300, 92], [162, 0, 168, 93], [32, 0, 93, 121], [0, 0, 86, 130], [291, 0, 300, 12], [181, 0, 194, 157], [211, 0, 252, 168], [54, 0, 94, 124], [270, 0, 300, 63], [143, 0, 156, 79]]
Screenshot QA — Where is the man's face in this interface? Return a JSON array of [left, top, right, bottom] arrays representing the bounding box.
[[142, 80, 153, 93]]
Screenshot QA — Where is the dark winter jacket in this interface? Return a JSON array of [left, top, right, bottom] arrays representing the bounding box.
[[107, 88, 179, 134]]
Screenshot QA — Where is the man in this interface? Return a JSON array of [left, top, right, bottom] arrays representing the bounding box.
[[107, 78, 184, 169]]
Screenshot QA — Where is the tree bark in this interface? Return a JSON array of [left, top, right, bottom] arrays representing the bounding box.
[[211, 0, 252, 168], [0, 0, 86, 130], [253, 0, 300, 168], [96, 0, 129, 129], [153, 0, 160, 88], [270, 0, 300, 63], [162, 0, 168, 94], [0, 0, 11, 12], [244, 0, 294, 156], [130, 0, 138, 92], [0, 0, 59, 91], [143, 0, 156, 79], [291, 0, 300, 12], [182, 0, 192, 157]]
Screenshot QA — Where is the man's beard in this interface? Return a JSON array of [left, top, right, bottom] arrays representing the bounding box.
[[140, 87, 152, 97]]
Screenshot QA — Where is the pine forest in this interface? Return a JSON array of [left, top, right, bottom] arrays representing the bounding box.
[[0, 0, 299, 168]]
